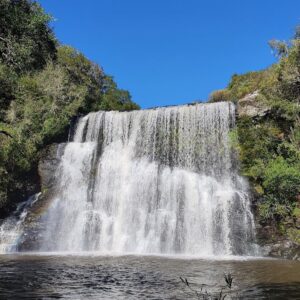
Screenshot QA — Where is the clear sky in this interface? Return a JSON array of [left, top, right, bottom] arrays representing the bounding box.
[[39, 0, 300, 109]]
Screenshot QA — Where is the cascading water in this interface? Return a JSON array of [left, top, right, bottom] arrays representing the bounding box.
[[36, 101, 257, 256], [0, 193, 40, 253]]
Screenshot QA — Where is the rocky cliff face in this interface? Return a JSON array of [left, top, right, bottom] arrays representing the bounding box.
[[236, 92, 300, 261], [38, 143, 66, 192], [16, 143, 66, 251], [236, 91, 270, 118]]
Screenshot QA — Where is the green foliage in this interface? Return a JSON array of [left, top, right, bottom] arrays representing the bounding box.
[[0, 0, 57, 72], [258, 200, 291, 222], [275, 40, 300, 102], [258, 201, 273, 220], [10, 61, 87, 144], [209, 25, 300, 230], [237, 118, 282, 179], [263, 157, 300, 203], [228, 70, 271, 100], [287, 228, 300, 244], [99, 76, 139, 111], [228, 128, 239, 151], [292, 207, 300, 218], [0, 62, 17, 120], [0, 1, 139, 212], [208, 89, 231, 103]]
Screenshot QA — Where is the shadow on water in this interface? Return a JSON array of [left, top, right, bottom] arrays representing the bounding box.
[[0, 254, 299, 299]]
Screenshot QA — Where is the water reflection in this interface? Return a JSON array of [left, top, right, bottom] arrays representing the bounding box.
[[0, 255, 299, 299]]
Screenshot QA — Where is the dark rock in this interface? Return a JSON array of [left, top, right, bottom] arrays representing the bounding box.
[[266, 240, 300, 261], [38, 143, 66, 190], [17, 143, 67, 251], [256, 222, 300, 260]]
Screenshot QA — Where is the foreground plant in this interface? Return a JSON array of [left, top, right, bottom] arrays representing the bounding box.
[[180, 273, 237, 299]]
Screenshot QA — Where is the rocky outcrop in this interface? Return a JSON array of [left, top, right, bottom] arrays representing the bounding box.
[[27, 143, 66, 220], [38, 143, 66, 191], [255, 219, 300, 260], [236, 93, 300, 260], [237, 91, 270, 118], [16, 143, 66, 251], [259, 239, 300, 261]]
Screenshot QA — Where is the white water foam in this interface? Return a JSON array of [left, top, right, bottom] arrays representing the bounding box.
[[0, 194, 40, 253], [37, 102, 258, 256]]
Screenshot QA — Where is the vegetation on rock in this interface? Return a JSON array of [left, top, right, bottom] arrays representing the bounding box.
[[0, 0, 139, 214], [210, 26, 300, 245]]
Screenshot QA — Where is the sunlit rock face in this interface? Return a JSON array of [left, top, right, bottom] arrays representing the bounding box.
[[35, 102, 256, 256], [237, 91, 270, 118]]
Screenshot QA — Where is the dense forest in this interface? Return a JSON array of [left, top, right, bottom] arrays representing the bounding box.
[[0, 0, 139, 215], [210, 28, 300, 245]]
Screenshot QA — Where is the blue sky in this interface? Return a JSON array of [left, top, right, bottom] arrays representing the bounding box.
[[39, 0, 300, 108]]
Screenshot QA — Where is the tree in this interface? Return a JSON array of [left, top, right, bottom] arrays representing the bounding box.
[[0, 0, 57, 72]]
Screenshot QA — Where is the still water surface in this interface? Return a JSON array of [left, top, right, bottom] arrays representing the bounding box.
[[0, 254, 299, 299]]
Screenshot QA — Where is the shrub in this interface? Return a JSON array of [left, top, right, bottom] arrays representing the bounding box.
[[0, 0, 57, 72], [0, 2, 139, 212], [263, 157, 300, 203], [208, 89, 231, 103]]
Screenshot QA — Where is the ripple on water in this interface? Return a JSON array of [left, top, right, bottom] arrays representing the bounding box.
[[0, 255, 299, 299]]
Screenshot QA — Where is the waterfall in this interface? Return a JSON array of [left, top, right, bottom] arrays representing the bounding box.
[[37, 102, 256, 256], [0, 193, 40, 253], [0, 102, 258, 256]]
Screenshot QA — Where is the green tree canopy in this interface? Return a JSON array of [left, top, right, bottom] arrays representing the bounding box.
[[0, 0, 56, 72]]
